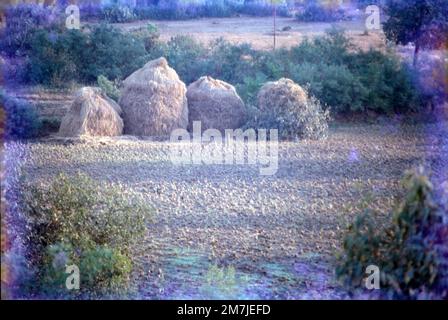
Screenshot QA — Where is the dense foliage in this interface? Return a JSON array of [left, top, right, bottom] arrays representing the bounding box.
[[0, 7, 423, 116], [97, 75, 121, 102], [0, 90, 41, 140], [296, 0, 347, 22], [26, 24, 147, 86], [98, 0, 291, 22], [383, 0, 448, 65], [154, 30, 420, 115], [336, 168, 447, 299], [19, 173, 151, 297], [0, 4, 62, 57]]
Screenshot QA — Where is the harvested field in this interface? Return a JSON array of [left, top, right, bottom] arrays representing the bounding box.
[[13, 121, 447, 299]]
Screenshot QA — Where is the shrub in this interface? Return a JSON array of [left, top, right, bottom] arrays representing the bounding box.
[[347, 49, 419, 113], [41, 243, 131, 295], [103, 5, 137, 23], [249, 78, 329, 140], [288, 30, 420, 114], [296, 1, 346, 22], [163, 35, 210, 84], [292, 63, 368, 113], [20, 173, 151, 296], [140, 0, 196, 20], [0, 4, 62, 57], [97, 75, 121, 102], [289, 29, 352, 66], [133, 5, 158, 20], [78, 2, 104, 20], [26, 29, 89, 87], [26, 25, 147, 86], [236, 72, 268, 106], [133, 0, 287, 20], [131, 23, 160, 52], [202, 0, 233, 18], [336, 168, 446, 299], [0, 90, 41, 140], [208, 39, 260, 85], [236, 2, 290, 17], [82, 24, 148, 83]]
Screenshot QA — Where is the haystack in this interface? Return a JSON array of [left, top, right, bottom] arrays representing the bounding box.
[[119, 57, 188, 136], [58, 87, 123, 137], [257, 78, 328, 140], [258, 78, 308, 113], [187, 76, 246, 132]]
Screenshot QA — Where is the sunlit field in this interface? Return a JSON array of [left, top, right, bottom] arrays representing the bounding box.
[[1, 0, 447, 301]]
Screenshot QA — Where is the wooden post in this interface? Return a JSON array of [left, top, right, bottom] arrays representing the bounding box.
[[273, 1, 276, 50]]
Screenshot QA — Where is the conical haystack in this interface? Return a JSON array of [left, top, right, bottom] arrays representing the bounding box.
[[257, 78, 308, 113], [257, 78, 329, 140], [187, 76, 246, 132], [58, 87, 123, 137], [119, 57, 188, 136]]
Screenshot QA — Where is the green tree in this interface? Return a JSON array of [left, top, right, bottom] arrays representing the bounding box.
[[383, 0, 448, 66]]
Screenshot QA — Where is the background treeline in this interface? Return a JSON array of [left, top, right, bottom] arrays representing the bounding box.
[[0, 0, 371, 23]]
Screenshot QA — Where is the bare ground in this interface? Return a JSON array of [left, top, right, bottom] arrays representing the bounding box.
[[16, 121, 447, 299], [113, 16, 386, 51]]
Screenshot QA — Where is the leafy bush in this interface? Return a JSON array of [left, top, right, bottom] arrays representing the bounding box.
[[134, 0, 202, 20], [20, 173, 151, 296], [133, 0, 288, 20], [236, 73, 268, 106], [131, 23, 160, 52], [162, 31, 421, 116], [0, 4, 62, 57], [289, 29, 353, 66], [81, 24, 148, 83], [208, 39, 260, 84], [0, 90, 41, 140], [336, 168, 446, 299], [292, 63, 368, 113], [26, 25, 147, 86], [347, 49, 419, 113], [97, 75, 121, 102], [26, 29, 89, 87], [236, 1, 290, 17], [163, 35, 210, 84], [41, 242, 131, 295], [296, 1, 346, 22], [202, 0, 233, 18], [103, 5, 137, 23], [288, 30, 420, 114], [78, 2, 104, 20]]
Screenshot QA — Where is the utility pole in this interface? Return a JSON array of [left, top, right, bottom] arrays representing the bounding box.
[[273, 1, 276, 50], [271, 0, 282, 50]]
